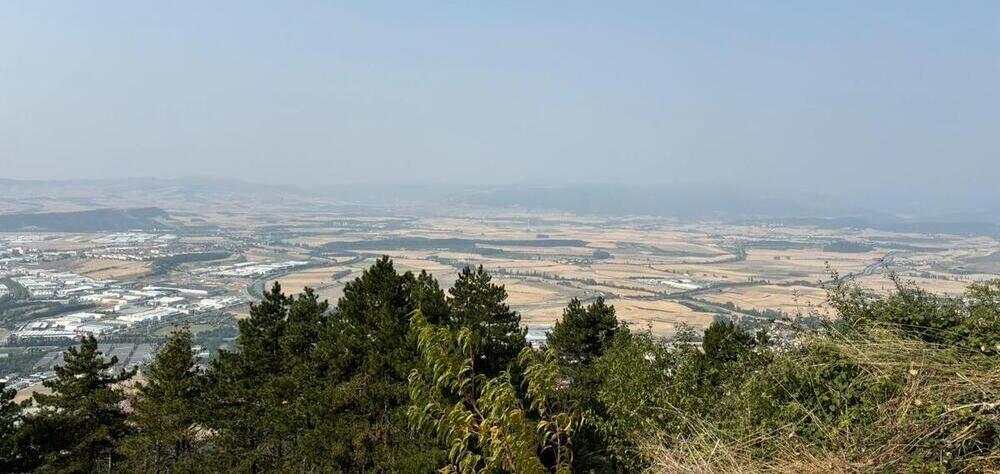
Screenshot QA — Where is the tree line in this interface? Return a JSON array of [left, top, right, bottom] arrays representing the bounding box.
[[1, 258, 998, 472]]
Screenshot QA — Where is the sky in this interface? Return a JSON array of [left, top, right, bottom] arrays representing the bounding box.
[[1, 2, 998, 202]]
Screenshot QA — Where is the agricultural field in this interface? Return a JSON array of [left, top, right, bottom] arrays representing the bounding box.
[[4, 203, 1000, 413], [700, 284, 831, 317], [235, 210, 1000, 337], [61, 258, 151, 280], [4, 204, 999, 344]]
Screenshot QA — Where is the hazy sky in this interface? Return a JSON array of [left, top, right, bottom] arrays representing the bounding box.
[[1, 2, 997, 196]]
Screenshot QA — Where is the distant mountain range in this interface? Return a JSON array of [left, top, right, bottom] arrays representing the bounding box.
[[0, 207, 176, 232], [449, 184, 876, 220], [1, 178, 997, 236], [0, 177, 322, 215], [454, 184, 1000, 236]]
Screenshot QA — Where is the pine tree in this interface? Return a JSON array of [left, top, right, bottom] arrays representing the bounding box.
[[448, 265, 527, 377], [331, 256, 417, 378], [411, 269, 452, 325], [0, 382, 22, 472], [546, 297, 625, 472], [119, 327, 202, 472], [310, 256, 444, 471], [201, 282, 297, 471], [547, 297, 624, 371], [28, 335, 135, 472], [263, 287, 333, 471], [201, 258, 442, 472], [231, 281, 290, 373]]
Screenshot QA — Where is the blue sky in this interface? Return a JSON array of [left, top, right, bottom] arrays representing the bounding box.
[[1, 1, 997, 200]]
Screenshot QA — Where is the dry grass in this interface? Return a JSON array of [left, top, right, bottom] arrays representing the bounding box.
[[643, 433, 859, 474], [14, 383, 51, 404], [641, 326, 1000, 473]]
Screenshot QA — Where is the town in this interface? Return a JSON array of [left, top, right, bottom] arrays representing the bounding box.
[[0, 230, 308, 393]]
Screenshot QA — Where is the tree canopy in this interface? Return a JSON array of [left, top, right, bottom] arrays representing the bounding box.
[[1, 259, 997, 472]]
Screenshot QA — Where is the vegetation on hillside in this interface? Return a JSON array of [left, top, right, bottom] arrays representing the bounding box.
[[0, 258, 996, 472]]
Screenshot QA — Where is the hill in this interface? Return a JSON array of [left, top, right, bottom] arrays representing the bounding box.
[[0, 207, 175, 232]]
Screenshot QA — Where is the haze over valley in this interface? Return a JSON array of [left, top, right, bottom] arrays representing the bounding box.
[[2, 2, 998, 472], [4, 178, 999, 389]]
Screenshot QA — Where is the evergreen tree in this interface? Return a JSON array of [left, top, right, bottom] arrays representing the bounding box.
[[324, 256, 418, 382], [412, 269, 452, 325], [201, 283, 287, 471], [194, 260, 443, 471], [448, 265, 527, 377], [27, 335, 135, 472], [201, 258, 442, 471], [202, 283, 332, 471], [546, 297, 626, 472], [0, 381, 22, 472], [547, 297, 623, 371], [120, 327, 202, 472], [309, 256, 443, 471], [665, 320, 771, 424]]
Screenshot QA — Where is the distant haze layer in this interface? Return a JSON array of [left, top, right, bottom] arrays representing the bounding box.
[[0, 2, 997, 206]]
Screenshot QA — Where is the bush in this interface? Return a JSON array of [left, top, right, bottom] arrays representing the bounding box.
[[830, 274, 1000, 355], [589, 332, 674, 470], [641, 278, 1000, 472]]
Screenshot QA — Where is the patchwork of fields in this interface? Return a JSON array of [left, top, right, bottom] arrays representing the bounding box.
[[262, 213, 1000, 336]]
